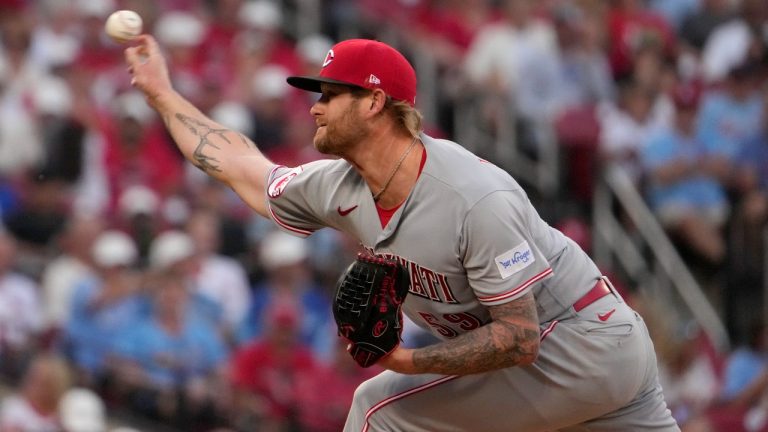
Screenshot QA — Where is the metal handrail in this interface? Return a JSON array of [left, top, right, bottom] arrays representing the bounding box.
[[593, 164, 730, 352], [452, 93, 560, 198]]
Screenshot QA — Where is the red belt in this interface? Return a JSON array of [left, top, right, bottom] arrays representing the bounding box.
[[573, 278, 612, 312]]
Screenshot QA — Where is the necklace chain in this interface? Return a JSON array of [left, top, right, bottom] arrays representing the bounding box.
[[372, 136, 419, 202]]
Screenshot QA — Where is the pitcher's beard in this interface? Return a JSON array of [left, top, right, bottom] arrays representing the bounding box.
[[314, 113, 369, 156], [313, 100, 370, 157]]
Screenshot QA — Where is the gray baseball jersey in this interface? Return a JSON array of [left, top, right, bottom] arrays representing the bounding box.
[[266, 134, 679, 431]]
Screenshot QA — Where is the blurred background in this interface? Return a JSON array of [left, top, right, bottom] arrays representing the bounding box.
[[0, 0, 766, 431]]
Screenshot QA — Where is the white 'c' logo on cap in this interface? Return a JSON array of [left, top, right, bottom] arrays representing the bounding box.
[[322, 49, 334, 68]]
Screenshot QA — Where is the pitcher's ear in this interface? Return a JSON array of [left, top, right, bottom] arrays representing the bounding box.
[[369, 89, 388, 113]]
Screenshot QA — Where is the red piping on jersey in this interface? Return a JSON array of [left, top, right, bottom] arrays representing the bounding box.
[[540, 320, 559, 342], [267, 164, 281, 181], [267, 165, 285, 180], [361, 375, 460, 432], [477, 268, 553, 303], [268, 205, 314, 236]]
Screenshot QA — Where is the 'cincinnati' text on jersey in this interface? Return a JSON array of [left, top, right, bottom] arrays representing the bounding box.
[[362, 246, 459, 304]]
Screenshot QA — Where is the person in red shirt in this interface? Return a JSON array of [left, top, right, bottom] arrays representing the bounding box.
[[229, 303, 317, 431], [294, 338, 382, 432]]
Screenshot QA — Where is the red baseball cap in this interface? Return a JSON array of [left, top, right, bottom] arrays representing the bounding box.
[[287, 39, 417, 106]]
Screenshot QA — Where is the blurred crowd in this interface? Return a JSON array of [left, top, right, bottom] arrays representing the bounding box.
[[0, 0, 766, 431]]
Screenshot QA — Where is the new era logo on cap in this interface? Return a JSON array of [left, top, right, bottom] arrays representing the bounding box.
[[286, 39, 417, 106]]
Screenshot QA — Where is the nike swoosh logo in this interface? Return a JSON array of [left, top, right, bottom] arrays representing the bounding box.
[[597, 309, 616, 322], [337, 205, 358, 216]]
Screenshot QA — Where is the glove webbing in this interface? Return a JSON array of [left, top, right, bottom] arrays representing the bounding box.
[[335, 263, 377, 320]]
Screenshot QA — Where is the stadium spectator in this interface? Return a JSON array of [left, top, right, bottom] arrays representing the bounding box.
[[696, 62, 764, 187], [99, 91, 184, 215], [63, 230, 143, 388], [640, 83, 729, 266], [239, 230, 335, 362], [0, 231, 44, 380], [111, 266, 229, 430], [598, 79, 670, 183], [185, 208, 251, 343], [631, 42, 680, 98], [146, 229, 226, 332], [512, 2, 593, 129], [550, 2, 616, 109], [551, 6, 615, 202], [463, 0, 557, 108], [461, 0, 559, 155], [40, 214, 103, 339], [230, 303, 316, 432], [0, 353, 72, 432], [294, 337, 381, 432]]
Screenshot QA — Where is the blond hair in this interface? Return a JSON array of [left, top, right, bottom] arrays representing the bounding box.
[[387, 99, 424, 139], [351, 88, 423, 138]]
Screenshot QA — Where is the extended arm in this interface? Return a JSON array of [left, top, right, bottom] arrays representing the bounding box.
[[379, 291, 540, 375], [125, 35, 274, 217]]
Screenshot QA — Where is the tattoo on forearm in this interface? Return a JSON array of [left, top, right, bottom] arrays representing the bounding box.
[[237, 134, 252, 148], [174, 113, 232, 173], [412, 293, 540, 375]]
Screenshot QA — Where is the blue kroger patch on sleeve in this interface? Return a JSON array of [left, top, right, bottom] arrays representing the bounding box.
[[494, 241, 535, 279]]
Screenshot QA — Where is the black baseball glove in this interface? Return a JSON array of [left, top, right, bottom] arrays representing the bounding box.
[[333, 253, 410, 368]]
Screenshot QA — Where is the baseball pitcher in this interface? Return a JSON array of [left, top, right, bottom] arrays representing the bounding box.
[[126, 34, 680, 431]]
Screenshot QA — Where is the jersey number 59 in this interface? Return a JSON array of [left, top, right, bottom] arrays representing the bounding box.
[[418, 312, 483, 338]]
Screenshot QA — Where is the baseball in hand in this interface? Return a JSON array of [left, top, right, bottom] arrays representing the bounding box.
[[105, 10, 143, 43]]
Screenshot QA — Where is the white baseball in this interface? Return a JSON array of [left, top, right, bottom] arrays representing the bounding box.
[[105, 10, 143, 43]]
